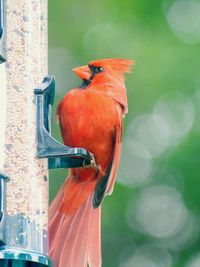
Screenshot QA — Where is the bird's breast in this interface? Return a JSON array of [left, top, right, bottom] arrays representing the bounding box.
[[58, 89, 120, 173]]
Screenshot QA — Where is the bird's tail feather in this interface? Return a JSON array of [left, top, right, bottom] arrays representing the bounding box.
[[49, 185, 102, 267]]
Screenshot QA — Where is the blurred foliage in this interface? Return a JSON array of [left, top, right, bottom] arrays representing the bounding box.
[[49, 0, 200, 266]]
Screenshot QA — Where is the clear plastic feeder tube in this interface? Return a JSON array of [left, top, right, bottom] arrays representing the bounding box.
[[0, 0, 48, 256]]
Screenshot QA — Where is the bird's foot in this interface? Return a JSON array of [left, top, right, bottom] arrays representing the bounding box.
[[83, 153, 99, 172]]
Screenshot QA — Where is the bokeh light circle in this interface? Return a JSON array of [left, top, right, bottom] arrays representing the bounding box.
[[153, 91, 195, 146], [117, 139, 153, 187], [166, 0, 200, 44], [186, 253, 200, 267], [135, 185, 187, 238], [49, 47, 78, 93], [83, 18, 150, 58], [126, 113, 170, 159], [119, 245, 172, 267]]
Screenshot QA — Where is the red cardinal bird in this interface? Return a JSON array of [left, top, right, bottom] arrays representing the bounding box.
[[49, 58, 133, 267]]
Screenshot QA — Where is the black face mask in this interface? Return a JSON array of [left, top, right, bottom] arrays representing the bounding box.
[[80, 79, 91, 89]]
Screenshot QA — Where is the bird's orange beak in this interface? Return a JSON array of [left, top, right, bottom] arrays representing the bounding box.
[[72, 65, 91, 80]]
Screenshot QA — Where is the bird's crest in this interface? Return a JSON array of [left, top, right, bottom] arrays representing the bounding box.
[[89, 58, 134, 74]]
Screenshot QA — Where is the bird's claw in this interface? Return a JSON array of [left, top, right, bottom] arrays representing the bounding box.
[[83, 153, 99, 172]]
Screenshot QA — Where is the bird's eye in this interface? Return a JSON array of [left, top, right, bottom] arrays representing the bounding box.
[[89, 64, 104, 74], [94, 66, 104, 73]]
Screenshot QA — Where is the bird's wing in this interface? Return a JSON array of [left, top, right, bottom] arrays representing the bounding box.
[[93, 105, 122, 208]]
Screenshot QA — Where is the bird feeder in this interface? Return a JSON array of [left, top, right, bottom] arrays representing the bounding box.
[[0, 0, 51, 265], [0, 0, 94, 266]]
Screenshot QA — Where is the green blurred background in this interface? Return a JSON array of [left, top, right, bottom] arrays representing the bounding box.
[[49, 0, 200, 266]]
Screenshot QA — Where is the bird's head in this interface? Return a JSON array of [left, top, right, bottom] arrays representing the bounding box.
[[73, 58, 133, 85], [72, 58, 134, 114]]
